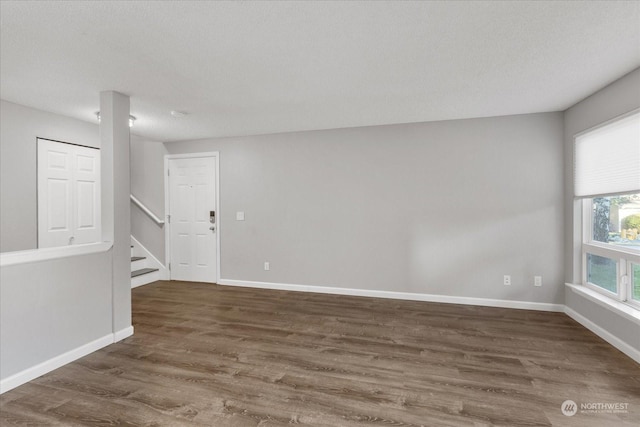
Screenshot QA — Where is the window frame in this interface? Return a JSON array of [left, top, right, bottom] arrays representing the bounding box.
[[581, 197, 640, 310], [627, 261, 640, 308]]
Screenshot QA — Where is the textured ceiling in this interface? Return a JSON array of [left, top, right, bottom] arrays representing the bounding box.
[[1, 1, 639, 142]]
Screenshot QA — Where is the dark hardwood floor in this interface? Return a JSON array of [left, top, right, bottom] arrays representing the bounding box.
[[1, 280, 639, 426]]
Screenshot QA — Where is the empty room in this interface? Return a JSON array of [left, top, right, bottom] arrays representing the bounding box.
[[1, 1, 639, 426]]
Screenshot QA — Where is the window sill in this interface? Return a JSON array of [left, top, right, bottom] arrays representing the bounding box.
[[565, 283, 640, 326], [0, 242, 113, 267]]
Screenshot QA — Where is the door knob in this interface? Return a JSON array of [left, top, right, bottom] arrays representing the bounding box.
[[209, 226, 215, 232]]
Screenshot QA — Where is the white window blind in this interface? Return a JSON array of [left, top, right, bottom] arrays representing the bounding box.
[[574, 111, 640, 198]]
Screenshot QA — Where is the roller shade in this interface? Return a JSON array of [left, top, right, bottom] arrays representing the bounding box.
[[574, 111, 640, 198]]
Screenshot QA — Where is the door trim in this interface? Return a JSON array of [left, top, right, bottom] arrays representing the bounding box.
[[164, 152, 221, 283]]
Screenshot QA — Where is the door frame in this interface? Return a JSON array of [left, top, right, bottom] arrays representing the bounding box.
[[164, 152, 221, 283]]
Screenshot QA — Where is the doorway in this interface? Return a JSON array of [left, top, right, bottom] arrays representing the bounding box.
[[164, 152, 220, 283]]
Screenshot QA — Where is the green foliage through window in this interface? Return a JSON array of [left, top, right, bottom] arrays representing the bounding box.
[[622, 214, 640, 231], [593, 198, 611, 243]]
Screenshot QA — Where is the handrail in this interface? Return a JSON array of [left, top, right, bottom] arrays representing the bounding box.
[[131, 194, 165, 226]]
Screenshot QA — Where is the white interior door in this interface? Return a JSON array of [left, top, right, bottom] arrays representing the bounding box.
[[72, 145, 101, 245], [38, 139, 100, 248], [168, 157, 217, 283]]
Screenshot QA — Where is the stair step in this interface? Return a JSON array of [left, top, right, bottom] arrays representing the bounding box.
[[131, 256, 146, 262], [131, 268, 159, 278]]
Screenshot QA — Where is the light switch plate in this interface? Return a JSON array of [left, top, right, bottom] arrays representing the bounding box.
[[236, 211, 245, 221]]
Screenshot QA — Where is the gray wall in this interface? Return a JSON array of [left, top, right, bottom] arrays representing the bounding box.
[[0, 252, 112, 378], [166, 112, 565, 304], [0, 97, 132, 387], [0, 100, 100, 252], [565, 289, 640, 352], [130, 134, 167, 261], [563, 68, 640, 354], [100, 91, 133, 333]]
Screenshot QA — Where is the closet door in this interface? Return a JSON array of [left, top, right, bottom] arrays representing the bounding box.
[[37, 139, 100, 248], [72, 144, 101, 244]]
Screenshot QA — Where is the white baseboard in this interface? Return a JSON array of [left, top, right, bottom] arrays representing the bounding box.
[[114, 325, 134, 342], [564, 306, 640, 364], [1, 325, 135, 394], [0, 333, 113, 394], [219, 279, 639, 364], [217, 279, 565, 312]]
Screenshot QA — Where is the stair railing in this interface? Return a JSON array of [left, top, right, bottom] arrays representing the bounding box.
[[130, 195, 165, 226]]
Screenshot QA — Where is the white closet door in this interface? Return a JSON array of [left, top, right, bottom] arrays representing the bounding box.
[[37, 139, 100, 248], [72, 145, 101, 244], [38, 139, 73, 248]]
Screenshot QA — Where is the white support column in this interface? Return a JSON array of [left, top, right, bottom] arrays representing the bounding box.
[[100, 91, 132, 339]]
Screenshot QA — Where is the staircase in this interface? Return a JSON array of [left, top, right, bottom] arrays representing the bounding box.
[[129, 196, 166, 288], [130, 241, 163, 288]]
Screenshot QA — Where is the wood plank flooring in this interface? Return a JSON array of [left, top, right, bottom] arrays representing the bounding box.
[[1, 280, 639, 426]]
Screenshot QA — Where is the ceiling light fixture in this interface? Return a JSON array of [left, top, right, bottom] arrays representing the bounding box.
[[95, 112, 137, 127]]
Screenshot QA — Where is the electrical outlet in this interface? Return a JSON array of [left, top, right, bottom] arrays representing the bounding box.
[[534, 276, 542, 287], [236, 211, 245, 221], [264, 262, 270, 271], [503, 275, 511, 286]]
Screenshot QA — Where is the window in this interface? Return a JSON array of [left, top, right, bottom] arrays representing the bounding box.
[[583, 193, 640, 306], [586, 253, 617, 294], [575, 110, 640, 309], [631, 263, 640, 303]]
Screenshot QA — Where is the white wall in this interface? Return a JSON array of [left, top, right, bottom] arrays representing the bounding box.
[[100, 91, 133, 336], [0, 252, 112, 379], [166, 112, 565, 304], [0, 97, 132, 392], [0, 100, 100, 252], [130, 134, 167, 261], [563, 67, 640, 356]]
